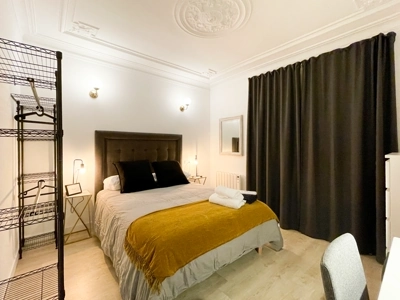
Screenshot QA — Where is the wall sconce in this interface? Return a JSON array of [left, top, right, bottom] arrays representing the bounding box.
[[72, 159, 85, 184], [180, 97, 191, 112], [89, 87, 99, 99]]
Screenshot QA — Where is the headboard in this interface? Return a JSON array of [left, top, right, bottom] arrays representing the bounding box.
[[94, 130, 183, 197]]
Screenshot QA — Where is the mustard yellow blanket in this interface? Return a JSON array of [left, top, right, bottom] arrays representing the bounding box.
[[124, 200, 278, 291]]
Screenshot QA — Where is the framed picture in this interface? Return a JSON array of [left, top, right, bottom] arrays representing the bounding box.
[[65, 183, 82, 196]]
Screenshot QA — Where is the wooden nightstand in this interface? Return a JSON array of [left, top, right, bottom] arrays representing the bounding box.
[[189, 175, 207, 185], [64, 190, 92, 244]]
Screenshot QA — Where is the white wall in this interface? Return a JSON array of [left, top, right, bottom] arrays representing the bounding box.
[[1, 2, 211, 274], [209, 20, 400, 190], [60, 53, 210, 230], [210, 81, 247, 188], [0, 0, 21, 281], [2, 0, 399, 281]]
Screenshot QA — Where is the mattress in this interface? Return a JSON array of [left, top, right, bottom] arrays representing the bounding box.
[[94, 184, 283, 300]]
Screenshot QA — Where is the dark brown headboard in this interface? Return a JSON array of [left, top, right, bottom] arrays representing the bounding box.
[[94, 130, 182, 197]]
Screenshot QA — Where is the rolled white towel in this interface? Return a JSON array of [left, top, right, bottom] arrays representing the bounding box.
[[209, 193, 246, 209], [215, 186, 244, 200]]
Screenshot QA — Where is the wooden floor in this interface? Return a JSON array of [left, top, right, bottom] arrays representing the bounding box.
[[14, 229, 383, 300]]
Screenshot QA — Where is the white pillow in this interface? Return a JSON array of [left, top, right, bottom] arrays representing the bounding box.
[[103, 172, 183, 190], [103, 175, 121, 191], [183, 171, 191, 178]]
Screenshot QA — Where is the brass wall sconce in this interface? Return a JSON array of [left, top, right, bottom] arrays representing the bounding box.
[[89, 87, 99, 99], [180, 97, 191, 112]]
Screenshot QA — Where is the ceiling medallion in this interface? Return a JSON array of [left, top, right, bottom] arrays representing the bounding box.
[[175, 0, 252, 38]]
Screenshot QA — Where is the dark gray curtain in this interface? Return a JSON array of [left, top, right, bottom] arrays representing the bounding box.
[[247, 63, 303, 229], [247, 32, 397, 263]]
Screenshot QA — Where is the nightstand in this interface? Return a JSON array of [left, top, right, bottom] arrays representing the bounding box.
[[189, 175, 207, 185], [64, 190, 92, 244]]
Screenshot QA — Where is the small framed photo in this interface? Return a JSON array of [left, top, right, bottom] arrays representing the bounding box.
[[65, 183, 82, 196]]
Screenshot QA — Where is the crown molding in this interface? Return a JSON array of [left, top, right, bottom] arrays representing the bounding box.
[[11, 0, 36, 35], [62, 28, 209, 80], [25, 0, 36, 34], [14, 0, 210, 89], [60, 0, 209, 80], [354, 0, 391, 9], [210, 0, 400, 85], [12, 0, 400, 90], [21, 33, 210, 91]]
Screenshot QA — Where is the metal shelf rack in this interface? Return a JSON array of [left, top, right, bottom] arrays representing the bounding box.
[[11, 93, 56, 113], [0, 200, 56, 231], [0, 38, 58, 89], [21, 172, 56, 184], [0, 129, 55, 140], [0, 263, 58, 300], [0, 37, 64, 299]]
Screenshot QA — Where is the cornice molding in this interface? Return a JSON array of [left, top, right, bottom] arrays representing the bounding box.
[[13, 0, 208, 89], [69, 21, 99, 38], [25, 0, 37, 34], [14, 0, 400, 89], [59, 0, 209, 81], [22, 33, 210, 90], [202, 69, 218, 78], [210, 0, 400, 85], [354, 0, 390, 9], [63, 28, 208, 79], [12, 0, 37, 35]]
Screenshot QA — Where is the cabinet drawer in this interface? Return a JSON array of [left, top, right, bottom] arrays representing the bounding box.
[[385, 159, 390, 188], [386, 190, 391, 218], [386, 219, 391, 249]]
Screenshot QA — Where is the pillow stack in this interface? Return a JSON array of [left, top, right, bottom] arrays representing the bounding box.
[[151, 160, 189, 188], [103, 175, 121, 191], [114, 160, 158, 193], [105, 160, 189, 193]]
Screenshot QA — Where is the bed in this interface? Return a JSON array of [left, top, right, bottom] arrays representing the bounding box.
[[93, 130, 283, 300]]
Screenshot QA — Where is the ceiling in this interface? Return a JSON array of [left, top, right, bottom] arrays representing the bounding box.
[[11, 0, 400, 85]]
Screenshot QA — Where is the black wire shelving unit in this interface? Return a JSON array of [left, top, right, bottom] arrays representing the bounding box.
[[0, 264, 58, 300], [0, 37, 64, 299]]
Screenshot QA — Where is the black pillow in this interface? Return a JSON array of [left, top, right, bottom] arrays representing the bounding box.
[[113, 160, 158, 193], [152, 160, 189, 188]]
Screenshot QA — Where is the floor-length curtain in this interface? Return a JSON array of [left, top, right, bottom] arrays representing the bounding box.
[[247, 63, 303, 229], [247, 32, 397, 263]]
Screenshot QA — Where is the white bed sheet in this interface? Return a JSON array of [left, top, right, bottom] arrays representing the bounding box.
[[94, 184, 283, 300]]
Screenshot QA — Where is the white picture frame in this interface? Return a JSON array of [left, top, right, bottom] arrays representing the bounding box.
[[219, 115, 243, 155], [65, 183, 82, 196]]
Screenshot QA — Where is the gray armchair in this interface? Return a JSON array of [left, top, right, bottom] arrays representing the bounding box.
[[320, 233, 369, 300]]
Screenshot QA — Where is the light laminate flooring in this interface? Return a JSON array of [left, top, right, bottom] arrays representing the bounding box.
[[14, 229, 383, 299]]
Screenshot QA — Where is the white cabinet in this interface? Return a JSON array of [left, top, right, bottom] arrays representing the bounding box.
[[385, 153, 400, 250]]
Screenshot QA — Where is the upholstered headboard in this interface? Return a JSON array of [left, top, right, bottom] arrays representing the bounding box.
[[94, 130, 182, 197]]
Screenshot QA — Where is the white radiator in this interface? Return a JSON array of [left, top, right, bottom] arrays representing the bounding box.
[[216, 171, 241, 189]]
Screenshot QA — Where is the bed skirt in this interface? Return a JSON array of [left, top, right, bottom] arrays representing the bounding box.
[[117, 219, 282, 300]]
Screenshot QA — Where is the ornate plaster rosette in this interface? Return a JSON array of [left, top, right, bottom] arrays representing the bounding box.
[[175, 0, 252, 38]]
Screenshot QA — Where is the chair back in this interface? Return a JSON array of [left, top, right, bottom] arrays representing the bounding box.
[[320, 233, 369, 300]]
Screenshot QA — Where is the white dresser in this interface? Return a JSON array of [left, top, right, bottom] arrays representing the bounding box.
[[379, 237, 400, 299], [385, 153, 400, 250]]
